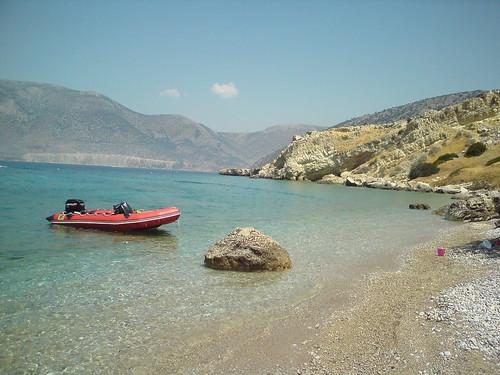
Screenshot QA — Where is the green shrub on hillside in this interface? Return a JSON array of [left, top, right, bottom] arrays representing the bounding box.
[[409, 162, 440, 180], [433, 153, 459, 166], [449, 167, 464, 178], [485, 156, 500, 166], [465, 142, 487, 157]]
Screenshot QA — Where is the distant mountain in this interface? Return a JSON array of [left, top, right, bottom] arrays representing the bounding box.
[[219, 124, 322, 164], [0, 80, 318, 171], [334, 90, 485, 127], [251, 148, 283, 169]]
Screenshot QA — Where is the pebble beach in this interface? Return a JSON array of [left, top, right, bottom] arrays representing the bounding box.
[[293, 221, 500, 374], [168, 220, 500, 374]]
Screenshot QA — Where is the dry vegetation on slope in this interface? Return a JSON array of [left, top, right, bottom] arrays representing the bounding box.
[[258, 91, 500, 189]]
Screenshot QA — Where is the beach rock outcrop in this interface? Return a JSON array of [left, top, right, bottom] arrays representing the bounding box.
[[434, 185, 467, 194], [317, 174, 345, 184], [408, 181, 434, 193], [218, 168, 252, 176], [204, 227, 292, 271], [365, 178, 397, 190], [345, 175, 365, 187], [445, 192, 500, 222]]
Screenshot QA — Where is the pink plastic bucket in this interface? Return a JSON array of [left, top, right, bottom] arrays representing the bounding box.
[[437, 247, 446, 256]]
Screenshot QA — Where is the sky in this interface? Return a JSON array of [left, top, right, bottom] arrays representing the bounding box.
[[0, 0, 499, 132]]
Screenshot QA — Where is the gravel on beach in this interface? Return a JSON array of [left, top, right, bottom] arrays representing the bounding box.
[[295, 221, 500, 375], [425, 227, 500, 364]]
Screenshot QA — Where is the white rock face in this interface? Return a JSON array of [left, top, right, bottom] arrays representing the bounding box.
[[409, 181, 434, 193], [434, 185, 466, 194], [257, 91, 500, 189], [317, 174, 345, 184]]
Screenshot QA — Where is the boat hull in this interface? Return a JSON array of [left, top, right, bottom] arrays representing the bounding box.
[[46, 207, 181, 231]]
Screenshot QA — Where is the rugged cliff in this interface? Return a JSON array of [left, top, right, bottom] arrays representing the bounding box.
[[257, 91, 500, 189]]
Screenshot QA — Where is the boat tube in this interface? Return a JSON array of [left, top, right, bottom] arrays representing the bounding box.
[[46, 200, 181, 231]]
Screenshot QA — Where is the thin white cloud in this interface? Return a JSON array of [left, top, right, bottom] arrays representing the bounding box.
[[160, 88, 181, 97], [211, 82, 238, 98]]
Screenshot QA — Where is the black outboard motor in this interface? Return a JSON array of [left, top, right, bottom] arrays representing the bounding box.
[[65, 199, 86, 213], [113, 201, 134, 218]]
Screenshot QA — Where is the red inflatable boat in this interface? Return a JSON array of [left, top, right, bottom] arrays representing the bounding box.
[[46, 200, 181, 231]]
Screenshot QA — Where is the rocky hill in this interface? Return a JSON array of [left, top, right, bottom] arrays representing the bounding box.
[[257, 91, 500, 189], [0, 80, 318, 171], [334, 91, 485, 127]]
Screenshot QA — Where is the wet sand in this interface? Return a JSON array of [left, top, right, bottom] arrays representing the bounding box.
[[152, 221, 498, 374]]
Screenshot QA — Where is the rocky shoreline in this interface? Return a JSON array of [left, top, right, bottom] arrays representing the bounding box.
[[220, 166, 497, 197], [220, 90, 499, 196]]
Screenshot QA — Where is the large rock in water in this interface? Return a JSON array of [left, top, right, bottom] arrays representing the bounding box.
[[204, 227, 292, 271]]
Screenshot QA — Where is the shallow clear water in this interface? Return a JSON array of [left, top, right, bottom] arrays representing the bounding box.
[[0, 161, 455, 373]]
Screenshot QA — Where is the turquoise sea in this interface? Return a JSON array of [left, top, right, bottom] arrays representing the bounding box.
[[0, 161, 455, 374]]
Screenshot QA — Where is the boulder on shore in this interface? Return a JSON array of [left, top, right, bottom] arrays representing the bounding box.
[[409, 181, 433, 193], [445, 192, 500, 222], [204, 227, 292, 271]]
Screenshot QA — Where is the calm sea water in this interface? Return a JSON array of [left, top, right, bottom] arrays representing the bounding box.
[[0, 161, 455, 374]]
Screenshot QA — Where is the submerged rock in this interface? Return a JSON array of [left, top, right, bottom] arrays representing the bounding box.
[[409, 203, 431, 210], [204, 227, 292, 271]]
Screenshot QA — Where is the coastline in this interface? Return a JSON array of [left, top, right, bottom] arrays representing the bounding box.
[[157, 220, 499, 374], [2, 162, 498, 374]]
